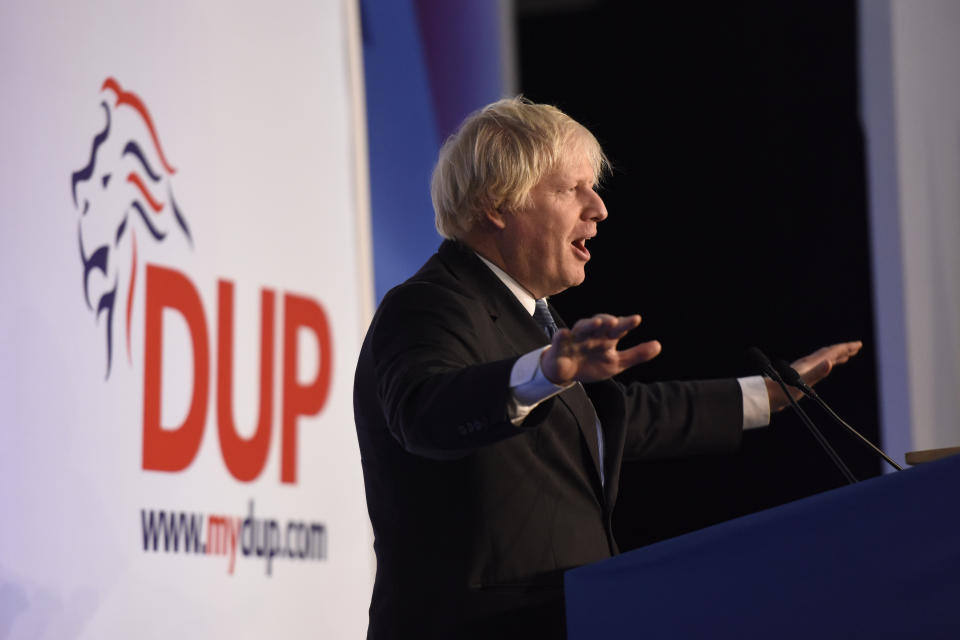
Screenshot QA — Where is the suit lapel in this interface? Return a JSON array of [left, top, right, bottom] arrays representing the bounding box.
[[584, 378, 627, 509], [436, 241, 605, 488], [551, 304, 603, 490], [438, 240, 548, 355], [557, 386, 603, 491]]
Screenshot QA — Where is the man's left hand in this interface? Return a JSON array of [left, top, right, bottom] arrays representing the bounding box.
[[766, 341, 863, 412]]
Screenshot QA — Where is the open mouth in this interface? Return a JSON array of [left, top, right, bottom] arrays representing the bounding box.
[[571, 237, 590, 260]]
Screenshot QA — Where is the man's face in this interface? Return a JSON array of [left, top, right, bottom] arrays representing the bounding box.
[[500, 147, 608, 299]]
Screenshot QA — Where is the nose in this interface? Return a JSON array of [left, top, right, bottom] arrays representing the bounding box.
[[582, 188, 608, 222]]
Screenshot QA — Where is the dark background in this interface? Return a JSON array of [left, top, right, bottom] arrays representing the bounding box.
[[516, 1, 880, 549]]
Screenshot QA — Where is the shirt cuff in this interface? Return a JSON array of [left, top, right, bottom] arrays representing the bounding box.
[[508, 347, 574, 425], [738, 375, 771, 430]]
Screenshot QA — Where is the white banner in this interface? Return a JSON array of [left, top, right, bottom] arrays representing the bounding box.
[[0, 1, 373, 637], [860, 0, 960, 464]]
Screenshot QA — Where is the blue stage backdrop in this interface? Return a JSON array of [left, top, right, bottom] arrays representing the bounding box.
[[361, 0, 507, 301]]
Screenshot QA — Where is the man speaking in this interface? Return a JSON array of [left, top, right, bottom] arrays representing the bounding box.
[[353, 97, 860, 638]]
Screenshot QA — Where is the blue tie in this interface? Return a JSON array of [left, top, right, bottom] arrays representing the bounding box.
[[533, 299, 605, 487], [533, 298, 558, 338]]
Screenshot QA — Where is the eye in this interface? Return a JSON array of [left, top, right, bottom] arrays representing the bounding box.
[[102, 173, 111, 188]]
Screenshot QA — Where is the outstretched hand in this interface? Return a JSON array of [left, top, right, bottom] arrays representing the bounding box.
[[540, 313, 661, 386], [766, 341, 863, 412]]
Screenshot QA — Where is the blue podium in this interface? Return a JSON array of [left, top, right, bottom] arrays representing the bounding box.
[[565, 454, 960, 638]]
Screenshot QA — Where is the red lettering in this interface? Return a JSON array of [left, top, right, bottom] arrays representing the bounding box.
[[281, 294, 332, 484], [216, 281, 275, 482], [142, 264, 210, 472], [142, 263, 331, 485]]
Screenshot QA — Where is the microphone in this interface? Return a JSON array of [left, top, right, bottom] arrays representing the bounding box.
[[771, 359, 816, 396], [772, 359, 903, 472], [746, 347, 857, 484], [744, 347, 780, 380]]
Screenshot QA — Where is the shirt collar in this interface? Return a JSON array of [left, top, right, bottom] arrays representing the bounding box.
[[474, 253, 538, 315]]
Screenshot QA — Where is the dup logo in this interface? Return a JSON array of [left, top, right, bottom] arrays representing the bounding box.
[[70, 78, 334, 485], [72, 77, 192, 377]]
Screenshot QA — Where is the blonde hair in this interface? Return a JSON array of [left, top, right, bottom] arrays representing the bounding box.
[[431, 97, 609, 239]]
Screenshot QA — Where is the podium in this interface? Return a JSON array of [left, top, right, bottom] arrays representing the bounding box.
[[565, 454, 960, 638]]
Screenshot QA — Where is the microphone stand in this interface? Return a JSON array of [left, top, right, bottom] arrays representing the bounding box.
[[747, 348, 857, 485], [773, 359, 903, 472]]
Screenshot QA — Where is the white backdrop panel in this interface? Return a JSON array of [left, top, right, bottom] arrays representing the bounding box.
[[861, 0, 960, 463], [0, 1, 373, 637]]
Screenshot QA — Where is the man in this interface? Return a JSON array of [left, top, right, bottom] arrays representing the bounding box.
[[353, 97, 860, 638]]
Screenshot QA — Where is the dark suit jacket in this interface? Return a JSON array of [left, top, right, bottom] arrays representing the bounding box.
[[354, 240, 743, 638]]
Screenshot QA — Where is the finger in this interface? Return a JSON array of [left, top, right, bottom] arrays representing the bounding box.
[[578, 314, 641, 340], [606, 314, 641, 339], [596, 314, 621, 337], [831, 340, 863, 364], [825, 341, 863, 368], [617, 339, 662, 369], [572, 316, 605, 338], [815, 341, 861, 363], [570, 313, 644, 344], [572, 314, 624, 339], [792, 340, 863, 373]]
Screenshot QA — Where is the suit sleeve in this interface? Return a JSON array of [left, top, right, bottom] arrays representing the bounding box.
[[592, 378, 744, 461], [369, 281, 533, 459]]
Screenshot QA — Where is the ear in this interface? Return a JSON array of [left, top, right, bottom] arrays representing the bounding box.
[[482, 207, 508, 230]]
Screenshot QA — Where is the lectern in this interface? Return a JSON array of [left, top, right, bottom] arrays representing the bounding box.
[[565, 454, 960, 638]]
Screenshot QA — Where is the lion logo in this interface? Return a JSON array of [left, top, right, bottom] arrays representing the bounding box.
[[71, 77, 192, 378]]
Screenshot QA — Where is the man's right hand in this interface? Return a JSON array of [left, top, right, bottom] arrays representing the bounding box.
[[539, 313, 662, 386]]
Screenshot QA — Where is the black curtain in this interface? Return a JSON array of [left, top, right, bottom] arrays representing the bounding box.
[[517, 1, 879, 549]]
